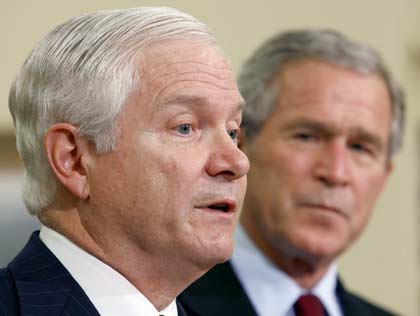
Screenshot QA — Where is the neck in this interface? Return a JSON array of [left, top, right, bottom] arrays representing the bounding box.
[[40, 204, 205, 311], [240, 215, 331, 289]]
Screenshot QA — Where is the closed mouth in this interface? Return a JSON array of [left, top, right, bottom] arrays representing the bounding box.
[[303, 203, 342, 214]]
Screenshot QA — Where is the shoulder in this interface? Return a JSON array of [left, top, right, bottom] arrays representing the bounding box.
[[0, 267, 19, 316], [183, 261, 241, 293], [337, 281, 398, 316], [180, 262, 258, 316], [0, 231, 44, 316]]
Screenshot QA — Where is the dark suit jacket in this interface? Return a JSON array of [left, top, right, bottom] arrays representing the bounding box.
[[0, 231, 188, 316], [179, 261, 396, 316]]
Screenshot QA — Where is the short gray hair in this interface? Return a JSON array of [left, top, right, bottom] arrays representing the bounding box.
[[239, 29, 405, 159], [9, 7, 217, 215]]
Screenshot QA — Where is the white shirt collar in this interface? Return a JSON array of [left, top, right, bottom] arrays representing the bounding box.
[[39, 225, 178, 316], [231, 225, 343, 316]]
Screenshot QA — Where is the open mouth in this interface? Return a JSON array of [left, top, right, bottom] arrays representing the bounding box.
[[196, 200, 236, 214], [207, 203, 231, 213]]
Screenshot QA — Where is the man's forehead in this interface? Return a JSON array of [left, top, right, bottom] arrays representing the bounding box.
[[134, 41, 233, 91], [157, 94, 245, 115], [139, 38, 226, 68]]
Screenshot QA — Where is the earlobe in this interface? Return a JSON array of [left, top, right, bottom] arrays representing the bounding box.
[[44, 123, 90, 199]]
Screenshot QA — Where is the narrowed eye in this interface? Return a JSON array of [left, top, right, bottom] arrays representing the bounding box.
[[294, 132, 315, 141], [349, 143, 369, 153], [175, 124, 192, 135]]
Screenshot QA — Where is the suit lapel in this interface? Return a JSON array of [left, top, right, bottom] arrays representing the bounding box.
[[62, 284, 101, 316], [177, 299, 188, 316], [179, 262, 257, 316], [8, 231, 100, 316], [337, 279, 366, 316], [336, 278, 393, 316]]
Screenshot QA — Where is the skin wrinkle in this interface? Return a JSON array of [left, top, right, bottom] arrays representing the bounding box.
[[147, 71, 238, 95], [148, 62, 232, 79], [141, 48, 235, 99], [150, 60, 231, 76], [131, 97, 243, 142], [158, 95, 245, 113]]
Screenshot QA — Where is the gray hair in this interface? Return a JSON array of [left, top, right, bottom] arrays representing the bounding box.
[[239, 29, 405, 159], [9, 7, 217, 215]]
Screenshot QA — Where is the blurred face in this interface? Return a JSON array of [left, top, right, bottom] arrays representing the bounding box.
[[242, 60, 392, 264], [86, 40, 249, 269]]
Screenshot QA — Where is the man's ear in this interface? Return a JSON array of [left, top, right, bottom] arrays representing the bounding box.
[[44, 123, 90, 199]]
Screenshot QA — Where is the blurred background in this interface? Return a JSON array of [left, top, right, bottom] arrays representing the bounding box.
[[1, 1, 419, 315]]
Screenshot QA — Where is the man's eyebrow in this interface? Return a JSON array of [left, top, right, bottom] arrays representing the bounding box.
[[161, 94, 245, 112], [350, 127, 385, 152], [282, 119, 331, 135]]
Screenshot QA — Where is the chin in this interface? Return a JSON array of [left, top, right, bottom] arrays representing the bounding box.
[[190, 241, 233, 270], [294, 237, 346, 263]]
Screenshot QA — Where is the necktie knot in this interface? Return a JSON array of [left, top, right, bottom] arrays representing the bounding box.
[[294, 294, 326, 316]]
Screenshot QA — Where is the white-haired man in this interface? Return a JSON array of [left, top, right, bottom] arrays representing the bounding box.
[[0, 7, 249, 316], [180, 29, 404, 316]]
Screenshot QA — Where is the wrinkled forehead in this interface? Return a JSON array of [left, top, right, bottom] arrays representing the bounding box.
[[134, 39, 237, 97], [118, 38, 242, 121], [138, 37, 228, 71]]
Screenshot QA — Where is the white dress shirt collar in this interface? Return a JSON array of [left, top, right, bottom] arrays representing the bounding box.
[[39, 225, 178, 316], [231, 225, 343, 316]]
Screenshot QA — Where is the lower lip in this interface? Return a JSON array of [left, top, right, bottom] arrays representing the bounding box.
[[302, 204, 343, 216]]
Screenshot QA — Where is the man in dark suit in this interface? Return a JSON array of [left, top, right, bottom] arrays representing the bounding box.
[[180, 30, 405, 316], [1, 7, 249, 316]]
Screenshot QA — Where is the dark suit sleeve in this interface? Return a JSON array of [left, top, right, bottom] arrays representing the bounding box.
[[0, 268, 19, 316]]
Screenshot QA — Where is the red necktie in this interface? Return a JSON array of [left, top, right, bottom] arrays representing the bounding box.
[[293, 294, 326, 316]]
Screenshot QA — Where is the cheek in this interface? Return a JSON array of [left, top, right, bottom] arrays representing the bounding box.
[[246, 162, 288, 231], [262, 153, 312, 217], [238, 176, 248, 200], [351, 174, 386, 229], [267, 145, 314, 182], [89, 153, 138, 210], [158, 153, 206, 193], [145, 151, 208, 231]]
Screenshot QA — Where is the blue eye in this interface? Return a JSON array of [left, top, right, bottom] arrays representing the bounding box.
[[176, 124, 192, 135], [228, 129, 239, 141]]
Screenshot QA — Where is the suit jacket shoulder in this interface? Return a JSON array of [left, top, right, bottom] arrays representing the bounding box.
[[1, 231, 100, 316], [180, 261, 398, 316], [337, 280, 398, 316], [179, 262, 258, 316], [0, 267, 19, 316], [3, 231, 190, 316]]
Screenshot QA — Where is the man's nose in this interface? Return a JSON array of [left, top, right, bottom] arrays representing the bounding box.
[[314, 140, 351, 187], [206, 132, 250, 180]]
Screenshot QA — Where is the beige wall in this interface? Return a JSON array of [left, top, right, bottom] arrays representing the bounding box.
[[1, 1, 419, 315]]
